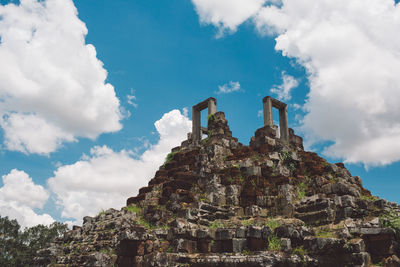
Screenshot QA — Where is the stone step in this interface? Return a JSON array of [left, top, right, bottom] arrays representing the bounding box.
[[294, 209, 335, 225], [199, 203, 228, 213]]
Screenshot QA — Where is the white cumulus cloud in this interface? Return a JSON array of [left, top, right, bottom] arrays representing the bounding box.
[[47, 109, 191, 223], [270, 71, 298, 101], [192, 0, 400, 166], [255, 0, 400, 166], [0, 0, 122, 155], [0, 169, 54, 228], [191, 0, 266, 37], [215, 81, 242, 94]]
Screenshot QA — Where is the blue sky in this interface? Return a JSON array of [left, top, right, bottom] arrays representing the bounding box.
[[1, 0, 400, 227]]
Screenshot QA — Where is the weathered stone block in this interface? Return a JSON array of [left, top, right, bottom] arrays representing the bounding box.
[[256, 196, 268, 207], [247, 226, 262, 239], [303, 237, 346, 255], [226, 185, 240, 206], [265, 136, 276, 146], [245, 205, 262, 216], [246, 166, 262, 176], [248, 237, 267, 251], [232, 238, 247, 253], [281, 238, 292, 252], [343, 207, 354, 218], [276, 196, 294, 217], [262, 227, 273, 240], [341, 195, 356, 207], [213, 240, 233, 253], [351, 252, 371, 266], [236, 226, 246, 238], [215, 229, 233, 240], [197, 239, 211, 253], [269, 152, 280, 161], [383, 254, 400, 267], [349, 238, 365, 253], [175, 239, 197, 253], [197, 229, 211, 239]]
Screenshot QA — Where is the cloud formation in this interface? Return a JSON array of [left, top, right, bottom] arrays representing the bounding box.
[[215, 81, 242, 94], [270, 72, 298, 101], [0, 0, 122, 155], [47, 109, 191, 223], [191, 0, 266, 37], [192, 0, 400, 166], [0, 169, 54, 228]]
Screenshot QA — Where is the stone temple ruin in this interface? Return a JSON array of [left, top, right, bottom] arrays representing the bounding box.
[[190, 96, 301, 149], [262, 96, 289, 142], [191, 97, 217, 141], [36, 96, 400, 267], [192, 96, 289, 142]]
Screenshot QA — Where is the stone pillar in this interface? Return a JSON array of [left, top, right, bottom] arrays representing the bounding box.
[[192, 107, 201, 141], [279, 106, 289, 142], [191, 97, 217, 141], [263, 97, 273, 127], [208, 98, 217, 115], [262, 96, 289, 142]]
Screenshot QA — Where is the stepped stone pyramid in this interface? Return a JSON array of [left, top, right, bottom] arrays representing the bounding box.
[[36, 97, 400, 267]]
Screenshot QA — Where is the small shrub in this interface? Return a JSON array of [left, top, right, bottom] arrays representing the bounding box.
[[360, 194, 378, 202], [272, 162, 277, 170], [210, 221, 225, 229], [268, 235, 282, 251], [201, 137, 209, 144], [238, 174, 244, 184], [164, 151, 177, 165], [137, 217, 153, 229], [97, 209, 105, 216], [100, 248, 115, 255], [321, 160, 330, 167], [124, 205, 141, 214], [381, 211, 400, 233], [315, 228, 336, 238], [265, 218, 280, 230], [280, 151, 297, 174], [293, 246, 307, 260], [242, 219, 252, 227], [227, 176, 234, 184], [281, 151, 292, 161], [207, 114, 216, 123], [297, 182, 307, 200]]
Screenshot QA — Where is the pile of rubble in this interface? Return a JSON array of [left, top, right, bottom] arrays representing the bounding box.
[[35, 101, 400, 267]]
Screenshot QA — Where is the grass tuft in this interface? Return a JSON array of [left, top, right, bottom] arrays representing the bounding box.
[[268, 235, 281, 251]]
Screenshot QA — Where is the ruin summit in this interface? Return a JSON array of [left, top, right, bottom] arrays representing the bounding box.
[[36, 97, 400, 267]]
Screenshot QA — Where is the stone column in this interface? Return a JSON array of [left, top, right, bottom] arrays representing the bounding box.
[[263, 97, 273, 127], [192, 107, 201, 141], [279, 106, 289, 142], [262, 96, 289, 142], [191, 97, 217, 141], [208, 98, 217, 115]]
